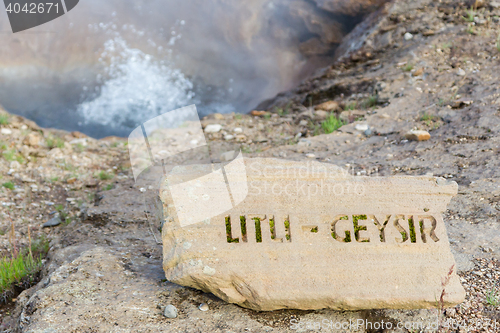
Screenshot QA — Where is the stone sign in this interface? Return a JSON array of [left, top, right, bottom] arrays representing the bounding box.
[[159, 158, 465, 311]]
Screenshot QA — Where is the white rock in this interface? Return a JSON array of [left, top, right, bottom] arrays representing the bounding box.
[[234, 127, 243, 133], [457, 68, 466, 76], [204, 124, 222, 133], [1, 128, 12, 135], [224, 135, 235, 141], [305, 153, 316, 159], [69, 138, 88, 146], [404, 32, 413, 40], [163, 304, 178, 318], [355, 124, 369, 132], [9, 161, 21, 170], [198, 303, 209, 311]]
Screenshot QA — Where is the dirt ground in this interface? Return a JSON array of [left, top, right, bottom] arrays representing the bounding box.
[[1, 0, 500, 331]]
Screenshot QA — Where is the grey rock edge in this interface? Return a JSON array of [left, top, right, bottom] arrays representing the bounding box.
[[160, 158, 465, 311]]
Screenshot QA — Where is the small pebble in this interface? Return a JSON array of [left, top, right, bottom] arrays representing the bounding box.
[[43, 215, 61, 228], [457, 68, 466, 76], [404, 32, 413, 40], [405, 129, 431, 141], [198, 303, 209, 311], [204, 124, 222, 133], [224, 134, 235, 140], [233, 127, 243, 133], [355, 123, 369, 132], [163, 304, 178, 318], [305, 153, 316, 159]]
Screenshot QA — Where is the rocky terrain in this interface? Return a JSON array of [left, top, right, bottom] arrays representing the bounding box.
[[1, 0, 500, 331]]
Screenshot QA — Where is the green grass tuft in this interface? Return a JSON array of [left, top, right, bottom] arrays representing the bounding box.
[[465, 6, 475, 22], [2, 149, 24, 164], [321, 114, 345, 134], [46, 136, 65, 149], [0, 235, 49, 300], [98, 171, 114, 181], [344, 102, 357, 111], [2, 181, 14, 190], [361, 95, 379, 109], [0, 254, 40, 295], [0, 114, 9, 125], [403, 63, 414, 72], [486, 288, 499, 307]]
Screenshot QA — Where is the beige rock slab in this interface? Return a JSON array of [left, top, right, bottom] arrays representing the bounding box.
[[160, 158, 465, 311]]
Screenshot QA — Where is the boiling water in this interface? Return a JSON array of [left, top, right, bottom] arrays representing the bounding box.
[[0, 0, 376, 138]]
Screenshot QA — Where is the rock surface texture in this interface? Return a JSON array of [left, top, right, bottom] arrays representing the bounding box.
[[161, 158, 465, 311]]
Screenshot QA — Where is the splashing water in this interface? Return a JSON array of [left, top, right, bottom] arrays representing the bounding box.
[[77, 36, 196, 129]]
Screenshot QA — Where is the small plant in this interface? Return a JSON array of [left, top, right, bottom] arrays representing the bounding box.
[[75, 143, 85, 153], [361, 95, 379, 109], [436, 265, 455, 329], [104, 184, 114, 191], [403, 63, 414, 72], [55, 204, 71, 225], [442, 42, 453, 50], [284, 219, 291, 241], [46, 136, 65, 149], [420, 112, 438, 126], [2, 149, 24, 164], [465, 6, 476, 22], [2, 181, 14, 190], [496, 34, 500, 52], [0, 253, 41, 297], [264, 113, 271, 120], [0, 114, 9, 125], [98, 171, 114, 181], [235, 114, 242, 120], [486, 288, 499, 307], [321, 114, 345, 134], [241, 146, 252, 154], [344, 102, 357, 111], [466, 25, 475, 35], [1, 224, 49, 302], [312, 124, 321, 136]]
